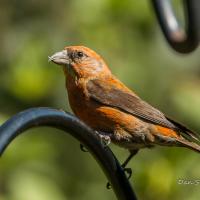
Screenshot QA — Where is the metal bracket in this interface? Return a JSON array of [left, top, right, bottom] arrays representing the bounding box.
[[152, 0, 200, 53], [0, 107, 137, 200]]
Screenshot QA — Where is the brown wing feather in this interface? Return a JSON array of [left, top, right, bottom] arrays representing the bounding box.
[[166, 117, 200, 141], [87, 78, 200, 141]]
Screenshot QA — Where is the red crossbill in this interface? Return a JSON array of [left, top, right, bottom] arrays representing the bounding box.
[[49, 46, 200, 167]]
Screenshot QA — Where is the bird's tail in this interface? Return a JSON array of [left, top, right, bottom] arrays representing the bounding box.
[[167, 117, 200, 142], [166, 117, 200, 153], [177, 138, 200, 153]]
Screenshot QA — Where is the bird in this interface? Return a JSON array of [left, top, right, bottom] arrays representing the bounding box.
[[49, 45, 200, 169]]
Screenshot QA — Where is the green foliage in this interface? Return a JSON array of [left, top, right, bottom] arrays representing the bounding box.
[[0, 0, 200, 199]]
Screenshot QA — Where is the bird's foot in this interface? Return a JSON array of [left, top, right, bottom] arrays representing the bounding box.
[[106, 167, 133, 189], [106, 151, 138, 189], [94, 131, 112, 147], [99, 134, 111, 147], [123, 167, 132, 179]]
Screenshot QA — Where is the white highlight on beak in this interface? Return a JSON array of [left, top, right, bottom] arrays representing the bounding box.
[[48, 49, 69, 65]]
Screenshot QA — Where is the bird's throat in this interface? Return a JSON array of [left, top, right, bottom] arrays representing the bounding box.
[[63, 64, 77, 79]]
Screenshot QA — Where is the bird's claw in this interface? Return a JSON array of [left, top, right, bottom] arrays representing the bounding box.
[[123, 167, 132, 179], [106, 182, 112, 189], [106, 167, 132, 189], [99, 134, 111, 147], [80, 144, 88, 152]]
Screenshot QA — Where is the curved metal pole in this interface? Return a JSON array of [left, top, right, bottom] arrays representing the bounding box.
[[0, 107, 137, 200], [152, 0, 200, 53]]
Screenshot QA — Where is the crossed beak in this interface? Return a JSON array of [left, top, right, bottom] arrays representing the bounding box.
[[48, 49, 69, 65]]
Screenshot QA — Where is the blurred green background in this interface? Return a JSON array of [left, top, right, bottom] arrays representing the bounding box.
[[0, 0, 200, 199]]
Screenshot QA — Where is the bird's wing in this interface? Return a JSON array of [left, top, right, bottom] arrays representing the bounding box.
[[87, 78, 200, 141]]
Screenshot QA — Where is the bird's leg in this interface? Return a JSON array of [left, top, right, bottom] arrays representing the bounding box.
[[121, 150, 138, 180], [121, 150, 138, 168], [106, 150, 138, 189], [122, 150, 138, 176]]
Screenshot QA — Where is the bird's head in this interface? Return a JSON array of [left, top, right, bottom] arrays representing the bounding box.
[[49, 46, 111, 78]]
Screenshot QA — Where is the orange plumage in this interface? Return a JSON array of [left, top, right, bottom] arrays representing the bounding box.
[[49, 46, 200, 159]]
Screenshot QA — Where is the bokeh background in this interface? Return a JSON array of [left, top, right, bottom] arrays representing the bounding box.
[[0, 0, 200, 199]]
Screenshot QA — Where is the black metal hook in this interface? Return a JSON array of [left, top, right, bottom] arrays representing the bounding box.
[[152, 0, 200, 53], [0, 107, 137, 200]]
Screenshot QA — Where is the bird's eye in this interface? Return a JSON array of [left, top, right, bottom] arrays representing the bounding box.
[[77, 51, 84, 58]]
